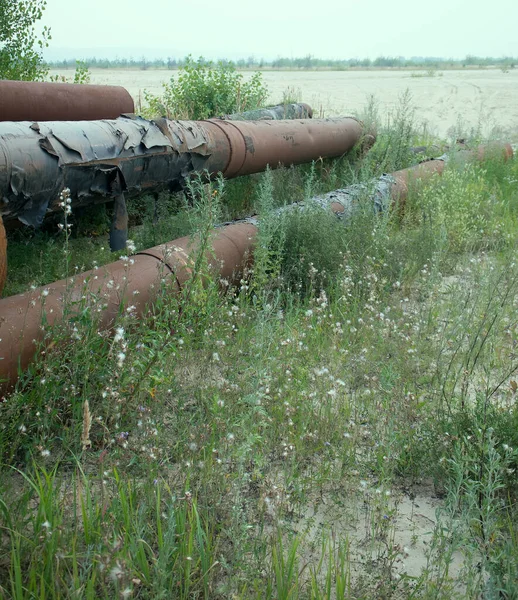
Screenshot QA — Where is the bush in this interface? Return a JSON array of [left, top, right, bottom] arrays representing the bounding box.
[[144, 55, 268, 120]]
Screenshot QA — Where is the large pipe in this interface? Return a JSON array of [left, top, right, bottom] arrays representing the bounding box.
[[0, 103, 314, 234], [0, 115, 366, 294], [309, 143, 514, 218], [0, 222, 258, 389], [0, 116, 365, 228], [391, 142, 513, 209], [0, 80, 135, 122], [0, 142, 513, 390]]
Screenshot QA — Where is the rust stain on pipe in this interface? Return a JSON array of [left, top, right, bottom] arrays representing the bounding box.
[[391, 159, 447, 202], [202, 117, 364, 178], [390, 142, 513, 211], [319, 143, 514, 218], [473, 142, 513, 162], [0, 115, 366, 293], [0, 80, 135, 122]]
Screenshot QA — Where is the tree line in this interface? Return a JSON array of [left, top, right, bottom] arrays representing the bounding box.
[[47, 54, 517, 71]]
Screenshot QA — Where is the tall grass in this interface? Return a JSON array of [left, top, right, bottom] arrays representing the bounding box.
[[1, 93, 518, 598]]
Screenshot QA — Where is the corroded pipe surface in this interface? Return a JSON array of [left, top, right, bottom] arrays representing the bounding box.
[[0, 114, 366, 294], [221, 103, 313, 120], [202, 117, 364, 178], [0, 116, 365, 227], [308, 143, 513, 217], [0, 80, 135, 122], [0, 223, 258, 388], [390, 159, 447, 201]]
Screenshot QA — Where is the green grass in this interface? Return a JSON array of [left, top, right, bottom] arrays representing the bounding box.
[[1, 96, 518, 598]]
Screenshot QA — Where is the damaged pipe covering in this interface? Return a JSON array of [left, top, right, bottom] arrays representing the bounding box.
[[0, 114, 366, 293], [220, 103, 313, 120], [0, 142, 513, 390], [0, 80, 135, 122], [0, 115, 365, 228]]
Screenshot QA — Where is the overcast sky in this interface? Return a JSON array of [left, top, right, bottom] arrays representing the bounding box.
[[41, 0, 518, 61]]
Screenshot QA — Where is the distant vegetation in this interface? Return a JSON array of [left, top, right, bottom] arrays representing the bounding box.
[[47, 53, 518, 71]]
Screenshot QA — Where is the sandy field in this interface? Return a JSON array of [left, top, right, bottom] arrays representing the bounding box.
[[50, 68, 518, 139]]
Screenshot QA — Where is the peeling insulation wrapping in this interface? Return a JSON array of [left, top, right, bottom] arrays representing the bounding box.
[[0, 115, 365, 227], [0, 116, 218, 227], [0, 141, 515, 388], [221, 103, 313, 120]]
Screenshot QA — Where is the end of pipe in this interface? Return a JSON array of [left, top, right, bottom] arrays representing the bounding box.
[[300, 103, 314, 118]]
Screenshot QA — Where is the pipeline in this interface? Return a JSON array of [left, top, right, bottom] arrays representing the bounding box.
[[220, 103, 313, 120], [0, 114, 366, 274], [300, 142, 514, 218], [0, 79, 311, 124], [0, 103, 315, 242], [0, 116, 364, 229], [0, 222, 258, 389], [0, 80, 135, 122], [0, 141, 513, 390], [0, 114, 365, 292], [0, 104, 312, 228]]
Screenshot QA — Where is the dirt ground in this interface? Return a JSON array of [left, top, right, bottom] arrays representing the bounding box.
[[49, 67, 518, 140]]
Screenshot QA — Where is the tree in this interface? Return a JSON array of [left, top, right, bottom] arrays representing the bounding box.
[[0, 0, 51, 81]]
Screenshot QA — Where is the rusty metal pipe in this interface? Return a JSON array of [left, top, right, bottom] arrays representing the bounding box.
[[0, 114, 366, 293], [0, 80, 135, 122], [0, 116, 365, 228], [391, 142, 513, 209], [0, 222, 258, 388], [0, 141, 513, 389], [308, 143, 513, 218]]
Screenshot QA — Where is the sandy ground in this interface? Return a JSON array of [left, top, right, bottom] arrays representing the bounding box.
[[49, 68, 518, 140], [292, 480, 465, 593]]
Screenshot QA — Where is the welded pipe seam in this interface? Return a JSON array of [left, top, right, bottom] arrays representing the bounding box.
[[203, 119, 248, 179]]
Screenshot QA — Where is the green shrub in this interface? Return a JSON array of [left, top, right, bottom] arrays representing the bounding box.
[[48, 59, 91, 84], [144, 55, 268, 120]]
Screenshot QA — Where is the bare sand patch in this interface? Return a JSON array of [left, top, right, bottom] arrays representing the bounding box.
[[290, 480, 464, 593]]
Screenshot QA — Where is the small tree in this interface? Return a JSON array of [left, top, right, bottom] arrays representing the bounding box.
[[0, 0, 51, 81]]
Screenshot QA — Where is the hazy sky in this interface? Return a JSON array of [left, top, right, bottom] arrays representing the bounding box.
[[41, 0, 518, 61]]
